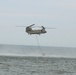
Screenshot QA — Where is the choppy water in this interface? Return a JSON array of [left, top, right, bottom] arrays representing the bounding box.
[[0, 44, 76, 75], [0, 56, 76, 75]]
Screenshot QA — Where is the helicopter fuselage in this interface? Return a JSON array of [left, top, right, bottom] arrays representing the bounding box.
[[26, 29, 47, 35], [26, 25, 47, 35]]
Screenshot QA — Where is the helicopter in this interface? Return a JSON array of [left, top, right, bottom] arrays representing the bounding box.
[[26, 24, 47, 35], [17, 24, 55, 35]]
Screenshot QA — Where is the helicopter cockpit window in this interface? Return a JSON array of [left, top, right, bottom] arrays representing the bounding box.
[[26, 27, 32, 32]]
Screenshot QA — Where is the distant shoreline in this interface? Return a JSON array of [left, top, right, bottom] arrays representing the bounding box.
[[0, 43, 76, 48], [0, 54, 76, 59]]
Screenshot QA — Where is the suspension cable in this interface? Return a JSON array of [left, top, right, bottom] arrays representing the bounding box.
[[36, 35, 41, 50], [35, 35, 45, 56]]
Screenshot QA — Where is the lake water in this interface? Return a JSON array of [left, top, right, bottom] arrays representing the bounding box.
[[0, 44, 76, 75]]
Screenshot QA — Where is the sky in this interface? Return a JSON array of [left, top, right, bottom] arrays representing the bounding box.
[[0, 0, 76, 47]]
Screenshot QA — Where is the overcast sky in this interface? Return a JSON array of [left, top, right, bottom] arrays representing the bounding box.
[[0, 0, 76, 47]]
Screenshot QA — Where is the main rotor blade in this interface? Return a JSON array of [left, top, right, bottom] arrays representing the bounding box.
[[33, 26, 56, 29], [16, 24, 35, 27], [16, 26, 27, 27], [45, 27, 56, 29], [29, 24, 35, 27]]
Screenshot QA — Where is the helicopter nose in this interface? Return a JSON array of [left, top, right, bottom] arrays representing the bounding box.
[[43, 30, 47, 33], [45, 31, 47, 33]]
